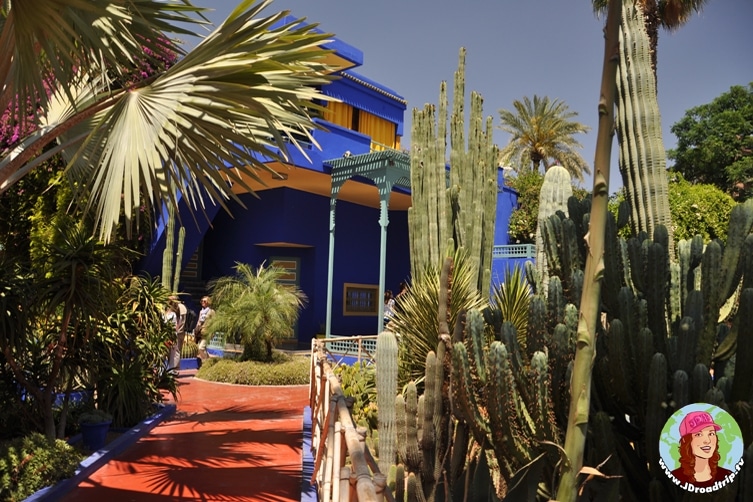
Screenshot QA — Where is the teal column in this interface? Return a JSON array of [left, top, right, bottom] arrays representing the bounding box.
[[326, 197, 336, 337], [377, 197, 389, 333]]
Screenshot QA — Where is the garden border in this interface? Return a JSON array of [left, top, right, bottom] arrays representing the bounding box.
[[24, 403, 176, 501]]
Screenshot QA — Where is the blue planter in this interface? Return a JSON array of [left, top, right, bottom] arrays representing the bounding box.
[[180, 357, 199, 370], [80, 421, 112, 451]]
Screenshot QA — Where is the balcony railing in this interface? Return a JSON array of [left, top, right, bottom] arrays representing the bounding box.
[[492, 244, 535, 259]]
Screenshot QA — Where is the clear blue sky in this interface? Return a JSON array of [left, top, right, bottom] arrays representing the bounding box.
[[195, 0, 752, 192]]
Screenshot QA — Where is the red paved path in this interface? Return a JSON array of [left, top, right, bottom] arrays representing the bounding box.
[[62, 371, 309, 502]]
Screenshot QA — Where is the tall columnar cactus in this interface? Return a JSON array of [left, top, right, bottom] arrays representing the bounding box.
[[535, 165, 573, 294], [615, 0, 673, 255], [376, 331, 398, 475], [408, 48, 498, 295], [161, 202, 185, 292]]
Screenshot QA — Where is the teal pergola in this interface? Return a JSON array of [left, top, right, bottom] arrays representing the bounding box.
[[324, 149, 411, 336]]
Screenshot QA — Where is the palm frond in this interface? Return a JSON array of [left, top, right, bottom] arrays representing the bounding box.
[[1, 0, 204, 126]]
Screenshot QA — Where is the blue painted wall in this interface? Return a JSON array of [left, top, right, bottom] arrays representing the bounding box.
[[201, 187, 410, 345], [491, 171, 531, 288]]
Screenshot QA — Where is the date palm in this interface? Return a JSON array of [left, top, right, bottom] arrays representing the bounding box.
[[0, 0, 335, 240], [592, 0, 708, 77], [498, 95, 591, 183], [204, 262, 307, 361]]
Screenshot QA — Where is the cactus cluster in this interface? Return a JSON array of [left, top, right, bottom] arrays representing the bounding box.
[[540, 195, 753, 501], [377, 255, 577, 501], [408, 48, 498, 294]]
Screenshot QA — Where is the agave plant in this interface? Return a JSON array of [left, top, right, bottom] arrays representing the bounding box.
[[487, 265, 531, 348], [389, 248, 488, 387], [205, 262, 307, 361]]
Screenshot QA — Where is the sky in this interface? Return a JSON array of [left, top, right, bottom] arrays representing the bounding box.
[[193, 0, 753, 192]]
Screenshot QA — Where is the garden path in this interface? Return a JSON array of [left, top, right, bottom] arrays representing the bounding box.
[[61, 369, 309, 501]]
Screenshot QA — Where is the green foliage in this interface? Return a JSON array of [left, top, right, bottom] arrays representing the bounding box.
[[506, 170, 588, 244], [668, 82, 753, 196], [0, 433, 84, 501], [196, 355, 310, 386], [610, 176, 736, 248], [78, 409, 112, 425], [668, 173, 736, 244], [205, 262, 307, 362], [93, 276, 177, 429], [334, 362, 378, 431]]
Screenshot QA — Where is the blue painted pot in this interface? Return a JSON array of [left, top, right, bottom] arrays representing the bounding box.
[[80, 420, 112, 451]]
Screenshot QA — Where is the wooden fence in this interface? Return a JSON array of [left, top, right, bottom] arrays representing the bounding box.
[[308, 336, 392, 502]]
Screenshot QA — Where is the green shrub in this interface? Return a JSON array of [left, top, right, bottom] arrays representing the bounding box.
[[196, 354, 310, 385], [334, 362, 377, 430], [0, 433, 84, 501]]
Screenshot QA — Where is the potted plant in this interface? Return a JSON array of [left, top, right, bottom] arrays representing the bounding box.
[[78, 409, 113, 451]]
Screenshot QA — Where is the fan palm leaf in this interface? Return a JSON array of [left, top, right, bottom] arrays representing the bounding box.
[[0, 0, 204, 129], [1, 0, 337, 240]]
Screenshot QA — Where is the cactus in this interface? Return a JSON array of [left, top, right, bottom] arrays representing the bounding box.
[[161, 201, 185, 292], [376, 331, 399, 474], [181, 339, 198, 358], [408, 48, 498, 294], [535, 165, 573, 294], [615, 0, 673, 254]]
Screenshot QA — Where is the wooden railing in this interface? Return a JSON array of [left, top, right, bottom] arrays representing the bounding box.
[[308, 337, 390, 502]]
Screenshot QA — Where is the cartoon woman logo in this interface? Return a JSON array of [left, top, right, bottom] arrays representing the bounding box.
[[659, 404, 744, 494]]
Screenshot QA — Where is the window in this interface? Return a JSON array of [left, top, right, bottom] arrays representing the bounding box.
[[343, 283, 378, 316]]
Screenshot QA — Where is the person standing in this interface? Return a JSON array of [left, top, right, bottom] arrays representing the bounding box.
[[383, 290, 396, 326], [169, 295, 187, 364], [394, 281, 409, 314], [195, 296, 215, 361], [164, 301, 179, 369]]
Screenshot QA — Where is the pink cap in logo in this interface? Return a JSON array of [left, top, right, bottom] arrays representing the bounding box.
[[679, 411, 722, 437]]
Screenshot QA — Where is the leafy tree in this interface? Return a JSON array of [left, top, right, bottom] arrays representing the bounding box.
[[505, 170, 589, 244], [498, 95, 591, 183], [668, 83, 753, 197], [205, 262, 307, 361], [609, 174, 735, 247], [592, 0, 709, 77], [0, 0, 335, 240], [668, 173, 736, 244]]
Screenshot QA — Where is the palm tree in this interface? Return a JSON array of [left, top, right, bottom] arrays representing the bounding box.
[[205, 262, 307, 361], [592, 0, 708, 77], [498, 95, 591, 183], [0, 0, 336, 240]]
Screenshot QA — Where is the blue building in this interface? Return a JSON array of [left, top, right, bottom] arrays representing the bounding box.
[[140, 19, 530, 348]]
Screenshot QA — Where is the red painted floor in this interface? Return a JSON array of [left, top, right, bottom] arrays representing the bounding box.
[[63, 371, 309, 502]]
